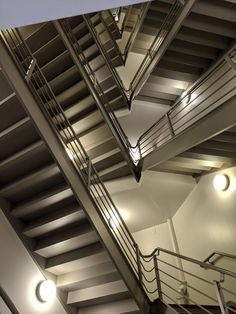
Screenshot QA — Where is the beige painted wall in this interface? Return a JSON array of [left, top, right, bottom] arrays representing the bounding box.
[[132, 166, 236, 305], [0, 206, 67, 314], [173, 166, 236, 304]]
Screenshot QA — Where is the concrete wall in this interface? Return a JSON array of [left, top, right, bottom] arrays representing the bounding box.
[[0, 201, 67, 314], [173, 166, 236, 304], [132, 166, 236, 305]]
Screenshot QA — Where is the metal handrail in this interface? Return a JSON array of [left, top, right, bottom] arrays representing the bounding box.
[[129, 0, 184, 99], [1, 26, 141, 290], [59, 19, 139, 172], [120, 2, 150, 62], [110, 7, 122, 24], [0, 285, 19, 314], [138, 246, 236, 314], [136, 43, 236, 160], [83, 14, 131, 98], [99, 11, 123, 57], [142, 247, 236, 279], [204, 251, 236, 265]]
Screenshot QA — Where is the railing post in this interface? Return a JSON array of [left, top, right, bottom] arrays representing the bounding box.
[[134, 243, 143, 285], [153, 253, 163, 300], [25, 57, 36, 82], [87, 156, 91, 188], [213, 278, 229, 314], [165, 112, 175, 137], [225, 50, 236, 72]]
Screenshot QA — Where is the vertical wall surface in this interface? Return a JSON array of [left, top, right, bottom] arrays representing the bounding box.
[[0, 206, 67, 314], [172, 166, 236, 303], [133, 166, 236, 304]]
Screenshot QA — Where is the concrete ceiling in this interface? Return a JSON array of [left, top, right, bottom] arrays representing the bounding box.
[[107, 170, 196, 233], [0, 0, 150, 29], [118, 99, 170, 145]]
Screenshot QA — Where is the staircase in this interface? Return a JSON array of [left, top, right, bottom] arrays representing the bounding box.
[[117, 2, 150, 60], [18, 21, 133, 181], [136, 0, 236, 104], [1, 2, 236, 314], [0, 28, 149, 313], [84, 12, 124, 68]]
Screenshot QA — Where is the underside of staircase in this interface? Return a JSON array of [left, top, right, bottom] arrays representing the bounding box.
[[1, 0, 236, 313]]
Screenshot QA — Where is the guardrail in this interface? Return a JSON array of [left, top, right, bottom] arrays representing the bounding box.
[[0, 26, 144, 304], [57, 18, 140, 177], [137, 246, 236, 314], [129, 0, 188, 99], [120, 2, 150, 61], [83, 13, 131, 99], [204, 252, 236, 265], [136, 45, 236, 160]]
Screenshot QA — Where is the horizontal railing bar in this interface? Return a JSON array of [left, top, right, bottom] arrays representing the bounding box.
[[158, 268, 218, 303], [156, 257, 214, 286], [142, 248, 236, 278], [160, 280, 215, 314], [204, 251, 236, 264]]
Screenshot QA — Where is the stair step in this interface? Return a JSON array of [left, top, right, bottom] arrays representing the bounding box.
[[79, 124, 113, 152], [56, 80, 88, 108], [89, 54, 105, 72], [33, 34, 66, 67], [71, 109, 104, 136], [0, 117, 40, 161], [46, 242, 109, 275], [24, 22, 57, 53], [64, 95, 96, 122], [57, 261, 120, 291], [0, 163, 63, 202], [24, 203, 84, 237], [98, 160, 128, 178], [0, 141, 51, 185], [41, 49, 73, 81], [49, 64, 80, 95], [35, 221, 97, 258], [86, 137, 118, 160], [78, 298, 140, 314], [0, 93, 26, 133], [11, 184, 73, 219], [0, 71, 15, 101], [83, 43, 100, 61], [67, 280, 129, 307]]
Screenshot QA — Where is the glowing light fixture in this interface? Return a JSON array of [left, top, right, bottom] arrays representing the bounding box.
[[37, 280, 56, 303], [213, 174, 230, 191]]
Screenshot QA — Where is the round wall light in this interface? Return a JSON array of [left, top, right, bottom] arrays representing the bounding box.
[[37, 280, 56, 303], [213, 174, 230, 191]]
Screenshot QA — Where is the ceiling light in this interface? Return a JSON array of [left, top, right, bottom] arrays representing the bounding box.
[[213, 174, 230, 191], [37, 280, 56, 303]]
